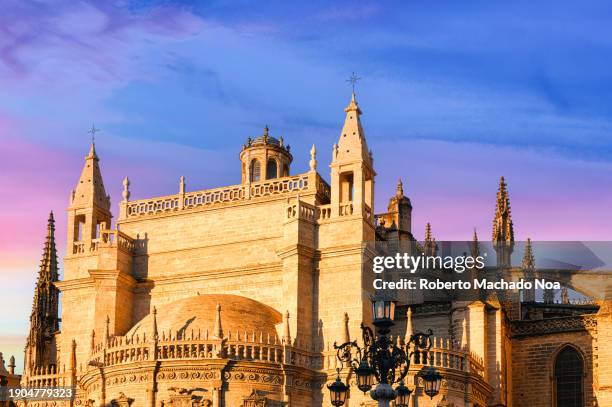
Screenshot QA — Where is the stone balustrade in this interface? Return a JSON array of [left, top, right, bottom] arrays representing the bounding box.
[[23, 365, 72, 387], [323, 335, 485, 379], [124, 173, 331, 219], [72, 229, 135, 255], [86, 330, 324, 369], [286, 200, 374, 223]]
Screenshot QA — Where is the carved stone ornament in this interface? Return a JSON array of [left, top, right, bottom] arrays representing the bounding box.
[[162, 387, 211, 407], [241, 389, 268, 407], [111, 392, 134, 407], [436, 395, 454, 407]]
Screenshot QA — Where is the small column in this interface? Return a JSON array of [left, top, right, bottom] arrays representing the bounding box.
[[90, 330, 95, 356], [342, 312, 350, 344], [283, 311, 292, 364], [178, 176, 185, 209], [119, 176, 130, 219], [151, 307, 159, 360], [103, 315, 110, 347], [69, 339, 77, 387]]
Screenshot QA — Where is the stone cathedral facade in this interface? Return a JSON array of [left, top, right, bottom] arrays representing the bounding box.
[[19, 93, 612, 407]]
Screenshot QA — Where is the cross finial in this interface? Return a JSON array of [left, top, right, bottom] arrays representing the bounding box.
[[88, 124, 100, 144], [346, 72, 361, 93]]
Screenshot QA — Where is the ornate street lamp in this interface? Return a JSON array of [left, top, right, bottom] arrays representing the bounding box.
[[328, 292, 443, 407], [327, 370, 349, 406], [420, 366, 443, 399]]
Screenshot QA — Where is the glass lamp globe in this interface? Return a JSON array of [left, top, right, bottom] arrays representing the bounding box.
[[327, 375, 349, 406]]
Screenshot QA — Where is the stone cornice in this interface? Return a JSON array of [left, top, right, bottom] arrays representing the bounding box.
[[318, 243, 369, 258], [89, 269, 137, 288], [146, 262, 283, 286], [511, 315, 597, 338], [276, 244, 316, 260], [54, 277, 94, 292]]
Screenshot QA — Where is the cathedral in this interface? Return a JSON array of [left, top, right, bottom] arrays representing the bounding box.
[[18, 92, 612, 407]]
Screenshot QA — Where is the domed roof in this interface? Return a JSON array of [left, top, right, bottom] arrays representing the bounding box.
[[127, 294, 282, 341]]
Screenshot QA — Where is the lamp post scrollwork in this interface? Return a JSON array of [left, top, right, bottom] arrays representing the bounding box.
[[327, 294, 443, 407]]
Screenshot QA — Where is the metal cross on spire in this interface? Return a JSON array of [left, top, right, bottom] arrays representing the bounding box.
[[346, 72, 362, 93], [88, 124, 100, 144]]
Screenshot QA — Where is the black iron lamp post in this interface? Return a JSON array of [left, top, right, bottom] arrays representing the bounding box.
[[327, 292, 443, 407]]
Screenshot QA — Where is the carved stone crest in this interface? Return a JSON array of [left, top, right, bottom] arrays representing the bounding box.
[[162, 387, 211, 407], [111, 392, 133, 407], [241, 389, 268, 407]]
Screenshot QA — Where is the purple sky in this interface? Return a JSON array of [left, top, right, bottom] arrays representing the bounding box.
[[1, 0, 612, 370]]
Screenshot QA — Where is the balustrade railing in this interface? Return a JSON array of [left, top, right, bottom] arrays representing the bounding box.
[[23, 365, 71, 387], [87, 329, 315, 368], [71, 230, 135, 255], [323, 335, 484, 379], [124, 173, 328, 219]]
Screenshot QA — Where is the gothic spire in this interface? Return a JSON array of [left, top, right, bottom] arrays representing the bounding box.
[[471, 228, 480, 258], [424, 222, 438, 256], [521, 238, 535, 271], [492, 176, 514, 243], [26, 212, 60, 370]]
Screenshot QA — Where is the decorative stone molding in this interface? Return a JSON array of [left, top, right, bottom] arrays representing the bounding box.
[[162, 387, 211, 407], [110, 392, 133, 407], [241, 389, 268, 407], [511, 315, 598, 338]]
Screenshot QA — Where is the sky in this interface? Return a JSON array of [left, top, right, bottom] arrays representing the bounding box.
[[1, 0, 612, 370]]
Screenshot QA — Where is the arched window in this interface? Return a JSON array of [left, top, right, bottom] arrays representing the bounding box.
[[555, 347, 584, 407], [266, 159, 278, 180], [250, 159, 261, 182]]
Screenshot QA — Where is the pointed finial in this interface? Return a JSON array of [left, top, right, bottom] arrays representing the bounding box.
[[283, 310, 291, 345], [521, 238, 535, 271], [396, 179, 404, 197], [90, 329, 95, 353], [103, 315, 110, 346], [343, 312, 350, 344], [70, 338, 77, 372], [151, 306, 159, 341], [179, 175, 185, 194], [309, 144, 317, 172], [213, 303, 223, 339], [122, 177, 130, 202], [471, 228, 480, 258], [424, 223, 437, 256], [8, 355, 15, 375], [405, 307, 413, 342], [87, 124, 100, 159]]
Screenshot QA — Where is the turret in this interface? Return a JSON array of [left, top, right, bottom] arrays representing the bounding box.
[[239, 126, 292, 183], [330, 92, 375, 217], [379, 179, 413, 233], [66, 142, 112, 256]]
